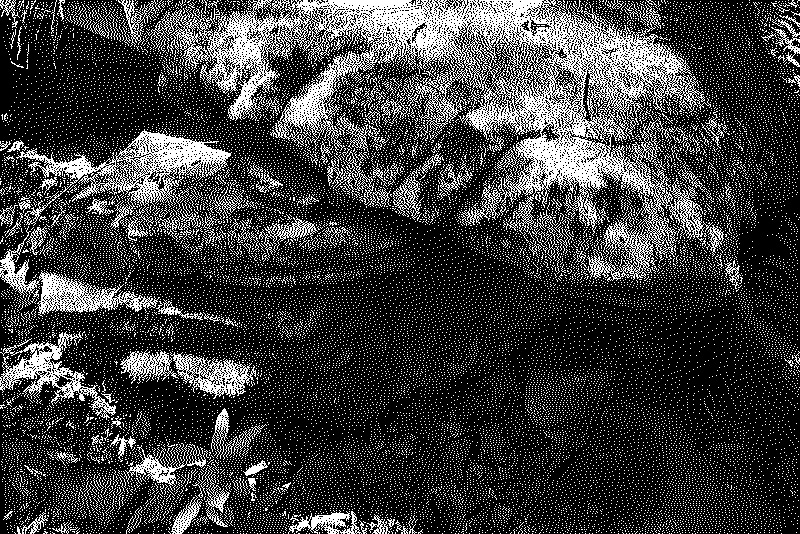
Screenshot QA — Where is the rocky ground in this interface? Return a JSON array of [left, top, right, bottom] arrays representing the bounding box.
[[2, 1, 799, 534]]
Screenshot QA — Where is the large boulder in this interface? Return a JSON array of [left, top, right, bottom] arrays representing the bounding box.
[[105, 0, 792, 305]]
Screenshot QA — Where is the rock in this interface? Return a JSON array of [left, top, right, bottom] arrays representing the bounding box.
[[102, 0, 769, 301]]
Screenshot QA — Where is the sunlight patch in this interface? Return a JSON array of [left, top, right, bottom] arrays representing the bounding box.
[[121, 351, 259, 397]]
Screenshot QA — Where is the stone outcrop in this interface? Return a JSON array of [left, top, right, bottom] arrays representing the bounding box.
[[103, 0, 778, 307]]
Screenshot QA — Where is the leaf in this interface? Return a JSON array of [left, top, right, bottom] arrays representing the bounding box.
[[126, 475, 191, 534], [202, 481, 231, 513], [21, 510, 48, 534], [1, 252, 32, 294], [171, 494, 203, 534], [152, 443, 211, 468], [244, 461, 268, 477], [216, 424, 266, 466], [125, 505, 146, 534], [211, 409, 230, 453], [28, 227, 47, 254], [223, 476, 252, 531], [206, 505, 230, 528]]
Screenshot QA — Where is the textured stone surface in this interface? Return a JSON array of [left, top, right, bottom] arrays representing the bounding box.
[[104, 0, 759, 300]]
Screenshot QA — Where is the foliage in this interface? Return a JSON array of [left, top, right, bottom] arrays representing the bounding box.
[[126, 408, 292, 534], [0, 342, 139, 533], [0, 140, 99, 308], [0, 142, 91, 258], [1, 0, 65, 70], [1, 346, 296, 534], [0, 342, 125, 463]]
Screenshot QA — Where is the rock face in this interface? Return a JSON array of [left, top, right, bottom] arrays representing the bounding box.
[[299, 1, 746, 296], [106, 0, 774, 306]]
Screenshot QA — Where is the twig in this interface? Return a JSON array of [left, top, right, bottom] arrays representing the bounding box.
[[1, 338, 33, 355], [521, 20, 551, 34], [582, 70, 592, 122], [111, 266, 137, 300], [410, 22, 427, 44]]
